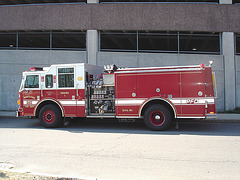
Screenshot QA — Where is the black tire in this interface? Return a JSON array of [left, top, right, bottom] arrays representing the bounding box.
[[39, 104, 63, 128], [144, 104, 173, 131]]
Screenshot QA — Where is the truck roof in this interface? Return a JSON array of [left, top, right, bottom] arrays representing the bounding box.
[[22, 63, 102, 75]]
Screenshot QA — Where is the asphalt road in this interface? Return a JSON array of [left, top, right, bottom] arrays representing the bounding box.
[[0, 117, 240, 180]]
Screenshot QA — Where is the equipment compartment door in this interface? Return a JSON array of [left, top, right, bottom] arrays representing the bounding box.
[[57, 67, 77, 117], [181, 71, 205, 117], [115, 73, 138, 117]]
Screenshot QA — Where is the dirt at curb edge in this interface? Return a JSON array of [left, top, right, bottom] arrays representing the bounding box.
[[0, 170, 84, 180]]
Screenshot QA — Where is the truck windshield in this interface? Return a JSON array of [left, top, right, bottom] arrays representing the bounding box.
[[24, 75, 39, 88]]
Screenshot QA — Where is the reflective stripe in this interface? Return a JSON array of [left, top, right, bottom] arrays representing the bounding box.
[[116, 99, 146, 106], [205, 98, 215, 104], [23, 100, 38, 105], [24, 100, 85, 106], [77, 101, 85, 106], [58, 100, 85, 106], [32, 101, 38, 105], [60, 101, 76, 105], [116, 97, 215, 106], [170, 99, 181, 104]]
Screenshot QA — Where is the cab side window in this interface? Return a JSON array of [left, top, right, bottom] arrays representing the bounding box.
[[58, 68, 74, 88], [45, 75, 53, 88], [24, 75, 39, 88]]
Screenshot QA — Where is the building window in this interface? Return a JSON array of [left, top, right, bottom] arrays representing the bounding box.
[[100, 0, 219, 4], [233, 0, 240, 4], [236, 34, 240, 55], [100, 31, 221, 55], [0, 31, 86, 51], [18, 31, 50, 49], [52, 31, 86, 50], [0, 31, 17, 49], [101, 31, 137, 52], [0, 0, 86, 6], [179, 32, 220, 54], [138, 31, 178, 53]]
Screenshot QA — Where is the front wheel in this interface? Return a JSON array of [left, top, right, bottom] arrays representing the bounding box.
[[39, 104, 62, 128], [144, 104, 173, 131]]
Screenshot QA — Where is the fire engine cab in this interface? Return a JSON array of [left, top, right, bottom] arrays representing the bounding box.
[[17, 63, 216, 130]]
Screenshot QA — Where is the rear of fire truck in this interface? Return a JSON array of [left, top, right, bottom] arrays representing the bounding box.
[[113, 62, 216, 130]]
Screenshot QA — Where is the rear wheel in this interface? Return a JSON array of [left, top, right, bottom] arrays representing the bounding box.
[[39, 104, 62, 128], [144, 104, 173, 131]]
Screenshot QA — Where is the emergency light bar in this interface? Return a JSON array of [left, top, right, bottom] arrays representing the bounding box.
[[30, 67, 43, 71]]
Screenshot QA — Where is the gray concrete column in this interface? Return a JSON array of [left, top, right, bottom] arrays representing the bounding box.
[[219, 0, 232, 4], [87, 0, 99, 3], [87, 30, 99, 65], [222, 32, 235, 110], [87, 0, 99, 65]]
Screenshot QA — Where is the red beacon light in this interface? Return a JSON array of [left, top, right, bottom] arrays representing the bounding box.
[[200, 64, 205, 68], [30, 67, 43, 71]]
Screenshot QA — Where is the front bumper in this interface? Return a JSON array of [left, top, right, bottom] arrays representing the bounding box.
[[16, 110, 23, 117], [206, 113, 216, 119]]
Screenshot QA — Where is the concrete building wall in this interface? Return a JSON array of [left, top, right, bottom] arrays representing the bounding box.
[[97, 52, 224, 111], [0, 4, 240, 32], [0, 50, 232, 112], [0, 50, 86, 110], [236, 56, 240, 107]]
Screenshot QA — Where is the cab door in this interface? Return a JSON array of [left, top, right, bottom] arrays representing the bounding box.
[[22, 74, 41, 116], [42, 74, 57, 100], [57, 67, 77, 117]]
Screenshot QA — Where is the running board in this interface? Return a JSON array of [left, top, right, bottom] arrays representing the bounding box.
[[86, 115, 115, 118]]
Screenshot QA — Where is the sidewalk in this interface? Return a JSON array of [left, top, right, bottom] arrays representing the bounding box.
[[1, 110, 240, 123], [0, 111, 16, 117], [213, 113, 240, 123]]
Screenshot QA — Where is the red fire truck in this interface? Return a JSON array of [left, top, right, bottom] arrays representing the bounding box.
[[16, 62, 216, 130]]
